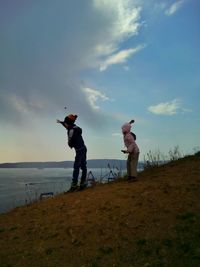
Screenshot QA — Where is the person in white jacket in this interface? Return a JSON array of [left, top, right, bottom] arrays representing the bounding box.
[[121, 120, 140, 181]]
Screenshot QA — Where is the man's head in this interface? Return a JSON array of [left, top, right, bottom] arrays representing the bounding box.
[[64, 114, 78, 125]]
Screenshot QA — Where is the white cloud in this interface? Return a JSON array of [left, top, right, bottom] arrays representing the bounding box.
[[9, 94, 30, 115], [100, 45, 145, 71], [7, 94, 47, 115], [83, 87, 109, 109], [165, 0, 185, 16], [92, 0, 143, 70], [93, 0, 142, 57], [148, 99, 182, 115]]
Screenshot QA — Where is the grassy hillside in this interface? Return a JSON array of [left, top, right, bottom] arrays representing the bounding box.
[[0, 154, 200, 267]]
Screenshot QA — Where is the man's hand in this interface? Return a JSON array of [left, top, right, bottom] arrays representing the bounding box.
[[56, 119, 61, 123], [121, 150, 127, 154]]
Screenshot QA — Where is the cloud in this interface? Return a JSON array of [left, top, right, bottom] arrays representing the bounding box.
[[93, 0, 142, 56], [83, 88, 109, 110], [0, 0, 143, 129], [99, 45, 145, 71], [154, 3, 167, 11], [165, 0, 185, 16], [148, 99, 182, 115]]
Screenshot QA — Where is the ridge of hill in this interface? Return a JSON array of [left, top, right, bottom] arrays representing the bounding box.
[[0, 159, 127, 169], [0, 154, 200, 267]]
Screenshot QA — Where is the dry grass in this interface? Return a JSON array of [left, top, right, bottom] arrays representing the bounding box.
[[0, 154, 200, 267]]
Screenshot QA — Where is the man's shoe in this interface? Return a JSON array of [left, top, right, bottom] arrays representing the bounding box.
[[127, 176, 138, 182], [79, 183, 87, 191], [127, 176, 132, 181], [66, 185, 78, 193]]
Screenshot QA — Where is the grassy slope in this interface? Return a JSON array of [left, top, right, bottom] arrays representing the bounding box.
[[0, 154, 200, 267]]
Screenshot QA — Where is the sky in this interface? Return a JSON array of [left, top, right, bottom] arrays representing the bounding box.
[[0, 0, 200, 163]]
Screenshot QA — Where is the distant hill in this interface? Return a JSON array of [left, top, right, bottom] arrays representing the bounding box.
[[0, 159, 129, 169]]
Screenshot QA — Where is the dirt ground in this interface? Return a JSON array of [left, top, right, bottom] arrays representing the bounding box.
[[0, 154, 200, 267]]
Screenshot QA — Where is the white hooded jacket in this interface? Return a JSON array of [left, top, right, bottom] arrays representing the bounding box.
[[121, 123, 139, 154]]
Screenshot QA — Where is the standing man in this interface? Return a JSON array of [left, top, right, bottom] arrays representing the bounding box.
[[121, 120, 140, 181], [57, 114, 87, 192]]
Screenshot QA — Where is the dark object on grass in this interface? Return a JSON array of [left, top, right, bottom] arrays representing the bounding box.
[[40, 192, 54, 200]]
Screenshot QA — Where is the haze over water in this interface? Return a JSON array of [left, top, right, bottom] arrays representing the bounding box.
[[0, 167, 129, 213]]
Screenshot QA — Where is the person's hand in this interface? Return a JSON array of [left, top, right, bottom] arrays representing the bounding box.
[[56, 119, 61, 123], [121, 150, 127, 153]]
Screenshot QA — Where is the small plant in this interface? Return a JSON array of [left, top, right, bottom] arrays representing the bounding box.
[[193, 146, 200, 155], [98, 163, 121, 183], [143, 146, 184, 170], [143, 149, 166, 169], [168, 145, 182, 161], [195, 151, 200, 157]]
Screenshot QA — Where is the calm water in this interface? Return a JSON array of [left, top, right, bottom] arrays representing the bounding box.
[[0, 167, 126, 214]]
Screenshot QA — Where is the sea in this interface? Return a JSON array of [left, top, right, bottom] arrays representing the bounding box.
[[0, 167, 130, 214]]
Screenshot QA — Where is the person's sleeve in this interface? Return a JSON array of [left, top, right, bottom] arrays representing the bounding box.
[[68, 129, 74, 148], [60, 121, 67, 129], [127, 135, 137, 153]]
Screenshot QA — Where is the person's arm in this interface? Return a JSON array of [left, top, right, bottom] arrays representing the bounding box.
[[129, 119, 135, 124], [127, 140, 137, 153], [68, 128, 74, 148], [56, 119, 68, 129], [124, 134, 137, 154]]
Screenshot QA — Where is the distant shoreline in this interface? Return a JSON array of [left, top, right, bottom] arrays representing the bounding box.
[[0, 159, 131, 169]]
